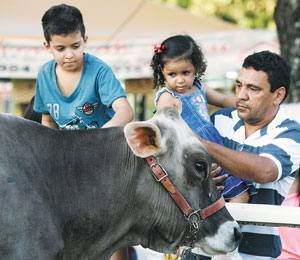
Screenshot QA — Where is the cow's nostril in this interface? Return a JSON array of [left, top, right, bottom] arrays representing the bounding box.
[[234, 227, 243, 242]]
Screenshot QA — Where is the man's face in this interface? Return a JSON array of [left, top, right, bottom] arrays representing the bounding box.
[[44, 31, 86, 72], [235, 67, 283, 126]]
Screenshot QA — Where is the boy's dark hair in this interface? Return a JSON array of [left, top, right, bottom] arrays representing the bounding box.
[[42, 4, 85, 43], [243, 50, 291, 101], [150, 35, 207, 88]]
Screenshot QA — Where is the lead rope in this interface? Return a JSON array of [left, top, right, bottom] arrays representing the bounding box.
[[164, 247, 192, 260], [164, 246, 181, 260], [164, 254, 179, 260]]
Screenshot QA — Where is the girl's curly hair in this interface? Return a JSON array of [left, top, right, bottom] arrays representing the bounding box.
[[150, 35, 207, 89]]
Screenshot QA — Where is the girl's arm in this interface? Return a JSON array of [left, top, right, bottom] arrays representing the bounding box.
[[156, 92, 182, 112], [203, 84, 236, 108]]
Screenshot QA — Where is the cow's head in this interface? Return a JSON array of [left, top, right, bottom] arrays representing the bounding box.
[[124, 107, 241, 256]]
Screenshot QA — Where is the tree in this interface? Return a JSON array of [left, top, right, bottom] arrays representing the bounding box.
[[275, 0, 300, 102], [159, 0, 275, 28]]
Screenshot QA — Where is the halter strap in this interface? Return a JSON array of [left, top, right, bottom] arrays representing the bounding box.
[[146, 156, 225, 222]]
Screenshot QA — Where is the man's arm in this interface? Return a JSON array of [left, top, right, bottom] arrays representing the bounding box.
[[200, 138, 278, 183], [102, 97, 134, 128], [41, 114, 58, 129]]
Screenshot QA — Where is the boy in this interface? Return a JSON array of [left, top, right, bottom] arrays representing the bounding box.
[[34, 4, 132, 259], [34, 4, 133, 130]]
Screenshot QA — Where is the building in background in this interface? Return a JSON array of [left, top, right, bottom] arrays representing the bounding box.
[[0, 0, 278, 118]]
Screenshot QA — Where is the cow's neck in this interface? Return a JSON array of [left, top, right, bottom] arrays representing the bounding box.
[[53, 129, 146, 258]]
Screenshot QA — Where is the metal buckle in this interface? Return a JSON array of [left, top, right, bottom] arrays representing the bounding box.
[[187, 209, 201, 229], [150, 163, 168, 182]]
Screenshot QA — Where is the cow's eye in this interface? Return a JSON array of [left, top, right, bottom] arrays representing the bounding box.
[[195, 161, 207, 178]]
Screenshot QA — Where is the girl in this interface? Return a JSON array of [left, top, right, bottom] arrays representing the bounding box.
[[151, 34, 254, 203]]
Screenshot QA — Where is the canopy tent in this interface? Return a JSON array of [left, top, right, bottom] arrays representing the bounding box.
[[0, 0, 278, 83], [0, 1, 279, 116], [0, 0, 239, 80], [0, 0, 236, 41]]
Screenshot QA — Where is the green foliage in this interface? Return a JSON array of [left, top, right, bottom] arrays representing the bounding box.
[[177, 0, 191, 9], [157, 0, 276, 29]]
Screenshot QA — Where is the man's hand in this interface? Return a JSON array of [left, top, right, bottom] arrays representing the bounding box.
[[211, 163, 227, 191]]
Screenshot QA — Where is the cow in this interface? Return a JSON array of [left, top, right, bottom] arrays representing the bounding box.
[[0, 107, 241, 260]]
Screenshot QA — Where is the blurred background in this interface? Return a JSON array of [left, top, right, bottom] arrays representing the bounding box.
[[0, 0, 299, 120]]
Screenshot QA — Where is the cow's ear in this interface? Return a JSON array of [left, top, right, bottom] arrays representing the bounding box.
[[124, 122, 161, 158]]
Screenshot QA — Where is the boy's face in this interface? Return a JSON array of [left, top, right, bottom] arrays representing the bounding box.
[[44, 31, 87, 72]]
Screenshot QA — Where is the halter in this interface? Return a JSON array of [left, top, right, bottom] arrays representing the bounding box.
[[146, 156, 225, 246]]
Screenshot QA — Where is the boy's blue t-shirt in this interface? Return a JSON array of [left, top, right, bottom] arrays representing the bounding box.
[[34, 53, 126, 129]]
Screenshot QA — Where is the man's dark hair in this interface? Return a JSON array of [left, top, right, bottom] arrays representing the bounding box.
[[42, 4, 85, 43], [242, 50, 291, 101]]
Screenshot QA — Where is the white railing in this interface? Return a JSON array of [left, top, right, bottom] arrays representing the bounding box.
[[226, 203, 300, 228]]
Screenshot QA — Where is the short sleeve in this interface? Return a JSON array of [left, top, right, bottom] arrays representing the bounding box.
[[97, 66, 126, 107], [154, 87, 178, 107], [259, 126, 300, 180]]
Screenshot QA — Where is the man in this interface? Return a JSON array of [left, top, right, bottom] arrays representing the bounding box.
[[201, 51, 300, 259]]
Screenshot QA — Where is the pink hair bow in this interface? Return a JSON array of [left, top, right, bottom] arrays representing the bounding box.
[[154, 44, 166, 54]]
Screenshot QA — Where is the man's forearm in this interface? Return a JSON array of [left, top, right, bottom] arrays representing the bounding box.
[[200, 138, 278, 183]]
